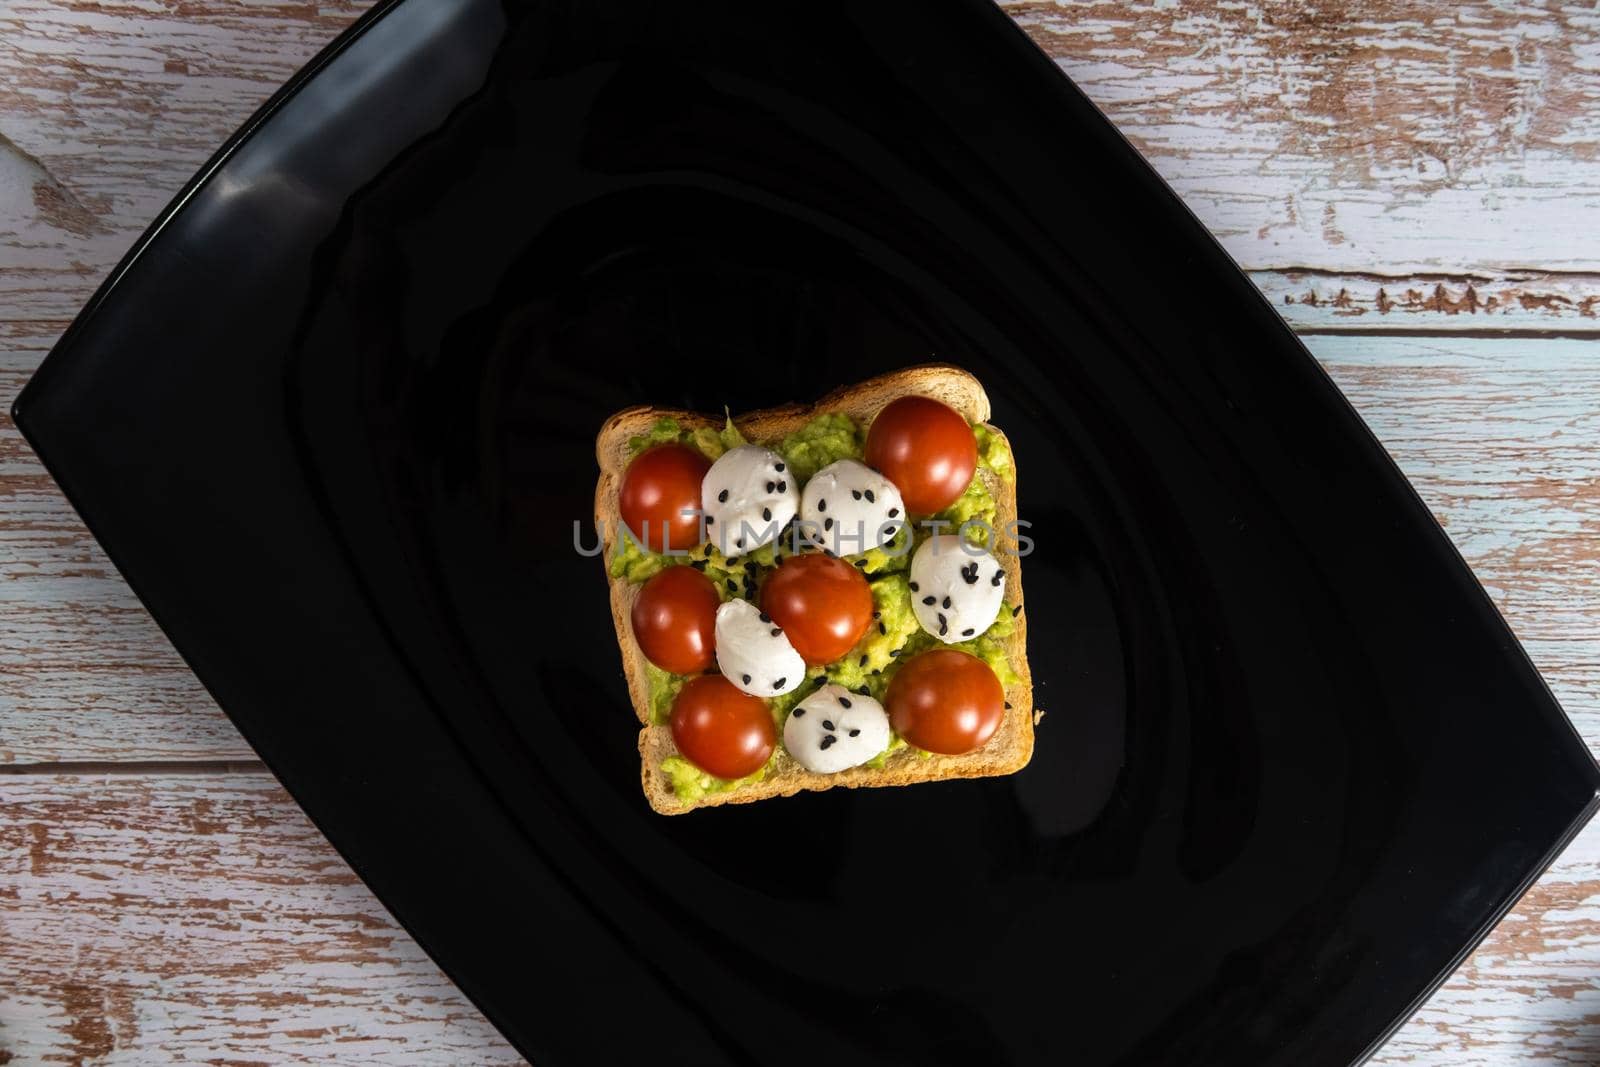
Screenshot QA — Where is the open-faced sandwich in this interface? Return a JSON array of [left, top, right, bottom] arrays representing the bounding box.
[[594, 364, 1034, 814]]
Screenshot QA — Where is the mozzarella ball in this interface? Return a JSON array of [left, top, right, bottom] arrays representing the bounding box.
[[798, 459, 906, 556], [783, 683, 891, 774], [701, 445, 797, 558], [715, 598, 805, 697], [908, 535, 1006, 644]]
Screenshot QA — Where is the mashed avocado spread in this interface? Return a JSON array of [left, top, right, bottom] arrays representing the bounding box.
[[610, 412, 1021, 803], [776, 412, 863, 482]]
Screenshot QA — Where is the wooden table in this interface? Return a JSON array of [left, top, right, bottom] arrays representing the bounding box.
[[3, 2, 1598, 1062]]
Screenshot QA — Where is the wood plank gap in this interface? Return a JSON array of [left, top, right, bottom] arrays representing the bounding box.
[[1295, 327, 1600, 341], [0, 759, 267, 776]]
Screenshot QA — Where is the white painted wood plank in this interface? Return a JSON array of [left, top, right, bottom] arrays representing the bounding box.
[[0, 0, 374, 323], [0, 773, 524, 1066], [1005, 0, 1600, 274]]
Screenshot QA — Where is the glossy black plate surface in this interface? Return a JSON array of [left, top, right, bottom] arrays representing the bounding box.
[[15, 1, 1598, 1064]]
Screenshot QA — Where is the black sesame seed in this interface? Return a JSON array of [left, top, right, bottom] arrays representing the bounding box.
[[691, 560, 707, 570], [854, 559, 867, 569], [777, 480, 787, 492], [1005, 701, 1013, 710], [889, 649, 901, 657], [922, 595, 936, 605], [961, 562, 979, 585], [820, 735, 836, 750], [864, 489, 875, 503], [909, 581, 919, 592], [736, 537, 745, 549], [992, 569, 1004, 586], [878, 621, 887, 635], [742, 673, 751, 684], [1013, 603, 1022, 616], [822, 719, 835, 731], [718, 489, 729, 503], [849, 728, 861, 737], [774, 678, 786, 689], [817, 498, 826, 512], [887, 507, 900, 518], [962, 628, 975, 637], [938, 614, 948, 636], [771, 627, 782, 637], [726, 579, 737, 591], [762, 507, 772, 522], [857, 685, 871, 695], [839, 697, 852, 708], [758, 611, 770, 622], [775, 462, 785, 472], [859, 656, 868, 667], [705, 515, 714, 525], [766, 481, 776, 493], [852, 489, 862, 500], [942, 595, 952, 609], [872, 609, 881, 618], [824, 517, 834, 531], [792, 707, 805, 719], [744, 561, 757, 574]]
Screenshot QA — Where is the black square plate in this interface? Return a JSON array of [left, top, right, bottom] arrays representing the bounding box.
[[15, 1, 1598, 1063]]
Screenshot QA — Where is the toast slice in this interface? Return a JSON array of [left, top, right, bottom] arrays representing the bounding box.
[[594, 364, 1035, 814]]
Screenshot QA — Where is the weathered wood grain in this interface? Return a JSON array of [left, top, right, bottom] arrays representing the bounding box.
[[0, 0, 375, 323], [0, 773, 524, 1066], [1006, 0, 1600, 275], [0, 772, 1591, 1066]]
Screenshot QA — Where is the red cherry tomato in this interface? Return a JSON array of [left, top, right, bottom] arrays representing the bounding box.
[[885, 649, 1005, 755], [863, 396, 977, 515], [631, 566, 720, 674], [670, 675, 776, 779], [619, 443, 710, 552], [760, 554, 874, 666]]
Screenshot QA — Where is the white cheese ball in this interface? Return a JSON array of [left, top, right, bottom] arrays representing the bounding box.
[[715, 598, 805, 697], [783, 683, 891, 774], [701, 445, 797, 558], [909, 534, 1006, 644], [798, 459, 906, 556]]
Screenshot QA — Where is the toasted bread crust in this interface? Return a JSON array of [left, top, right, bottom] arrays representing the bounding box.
[[595, 364, 1034, 814]]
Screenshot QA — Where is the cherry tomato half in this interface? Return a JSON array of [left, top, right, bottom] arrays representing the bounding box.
[[863, 396, 977, 515], [885, 649, 1005, 755], [760, 553, 874, 666], [631, 566, 720, 674], [619, 443, 711, 552], [670, 674, 776, 779]]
